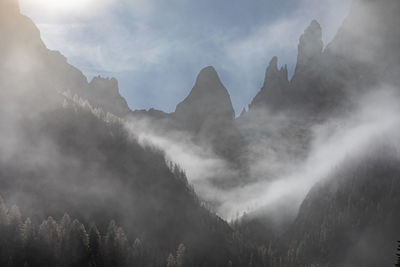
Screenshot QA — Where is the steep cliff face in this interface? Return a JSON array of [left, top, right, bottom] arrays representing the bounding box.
[[0, 0, 131, 117]]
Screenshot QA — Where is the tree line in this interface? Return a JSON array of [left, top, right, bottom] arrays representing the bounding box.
[[0, 196, 188, 267]]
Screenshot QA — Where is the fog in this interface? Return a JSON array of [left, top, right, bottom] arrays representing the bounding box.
[[122, 84, 400, 220]]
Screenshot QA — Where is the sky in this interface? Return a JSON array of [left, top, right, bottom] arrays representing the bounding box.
[[20, 0, 351, 115]]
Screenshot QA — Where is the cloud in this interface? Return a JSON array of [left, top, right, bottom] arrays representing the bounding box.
[[123, 85, 400, 220], [221, 86, 400, 219]]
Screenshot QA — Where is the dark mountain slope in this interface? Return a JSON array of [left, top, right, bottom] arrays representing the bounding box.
[[277, 145, 400, 267]]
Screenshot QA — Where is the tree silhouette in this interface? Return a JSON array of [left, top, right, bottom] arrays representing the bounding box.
[[176, 243, 186, 267], [396, 241, 400, 267], [66, 219, 89, 267], [103, 220, 129, 267], [166, 253, 176, 267], [88, 224, 101, 267]]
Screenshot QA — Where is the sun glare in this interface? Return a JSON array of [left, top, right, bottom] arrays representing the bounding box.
[[21, 0, 97, 13]]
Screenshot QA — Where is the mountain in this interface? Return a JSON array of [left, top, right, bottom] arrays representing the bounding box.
[[0, 1, 261, 266], [237, 0, 400, 265], [174, 66, 247, 171], [249, 56, 289, 111], [129, 66, 248, 186], [249, 0, 400, 119], [277, 145, 400, 267], [1, 0, 400, 266], [0, 0, 130, 117]]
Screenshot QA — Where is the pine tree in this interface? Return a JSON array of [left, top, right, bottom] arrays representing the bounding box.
[[59, 213, 71, 238], [66, 219, 89, 267], [176, 243, 186, 267], [38, 216, 61, 266], [0, 196, 8, 225], [19, 218, 36, 265], [104, 220, 128, 267], [396, 241, 400, 267], [0, 197, 10, 266], [131, 238, 144, 266], [20, 218, 34, 245], [88, 224, 101, 267], [166, 253, 176, 267], [59, 213, 72, 264], [8, 205, 23, 266]]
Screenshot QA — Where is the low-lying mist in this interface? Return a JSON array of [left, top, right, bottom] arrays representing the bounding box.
[[125, 85, 400, 220]]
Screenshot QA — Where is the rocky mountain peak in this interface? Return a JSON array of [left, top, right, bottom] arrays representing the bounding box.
[[86, 76, 130, 117], [195, 66, 221, 86], [248, 56, 289, 111], [174, 66, 235, 132], [264, 56, 288, 87], [295, 20, 323, 74]]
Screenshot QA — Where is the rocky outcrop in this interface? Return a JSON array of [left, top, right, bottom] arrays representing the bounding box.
[[86, 77, 130, 117], [294, 20, 323, 77], [249, 56, 289, 110]]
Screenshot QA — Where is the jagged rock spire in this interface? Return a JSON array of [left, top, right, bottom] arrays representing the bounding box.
[[263, 56, 288, 88], [248, 56, 289, 110], [294, 20, 323, 74]]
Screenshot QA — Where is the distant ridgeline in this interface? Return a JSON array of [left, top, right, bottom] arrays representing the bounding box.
[[0, 0, 400, 266]]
